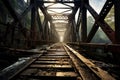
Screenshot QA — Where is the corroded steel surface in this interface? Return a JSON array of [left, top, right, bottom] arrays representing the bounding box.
[[5, 43, 115, 80]]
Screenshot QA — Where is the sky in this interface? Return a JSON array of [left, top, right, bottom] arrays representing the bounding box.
[[24, 0, 27, 3], [89, 0, 106, 14]]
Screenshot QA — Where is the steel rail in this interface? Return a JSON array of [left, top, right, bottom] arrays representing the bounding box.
[[63, 43, 115, 80]]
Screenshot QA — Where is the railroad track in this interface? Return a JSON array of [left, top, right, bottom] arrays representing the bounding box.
[[8, 43, 115, 80]]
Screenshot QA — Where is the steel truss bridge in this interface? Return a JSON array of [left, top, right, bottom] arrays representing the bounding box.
[[0, 0, 120, 80]]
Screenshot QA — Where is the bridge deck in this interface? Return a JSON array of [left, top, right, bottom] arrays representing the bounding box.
[[0, 43, 114, 80]]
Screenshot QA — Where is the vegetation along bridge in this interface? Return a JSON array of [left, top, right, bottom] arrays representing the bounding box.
[[0, 0, 120, 80]]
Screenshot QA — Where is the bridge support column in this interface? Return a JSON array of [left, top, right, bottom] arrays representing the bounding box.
[[114, 0, 120, 43], [43, 18, 49, 43], [30, 0, 37, 48], [81, 0, 88, 42], [112, 0, 120, 64], [71, 19, 77, 42]]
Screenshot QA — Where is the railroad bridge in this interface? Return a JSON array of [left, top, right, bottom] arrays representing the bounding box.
[[0, 0, 120, 80]]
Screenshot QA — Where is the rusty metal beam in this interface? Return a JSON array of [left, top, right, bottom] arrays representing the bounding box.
[[85, 1, 115, 43], [11, 22, 16, 45], [1, 0, 28, 38], [37, 9, 43, 32], [19, 4, 34, 21], [68, 1, 79, 20], [42, 18, 48, 40], [68, 1, 80, 43], [76, 8, 81, 32], [86, 0, 113, 42], [37, 2, 52, 21], [47, 22, 51, 42], [30, 0, 37, 47], [1, 0, 20, 23], [86, 23, 99, 42], [45, 21, 49, 41], [99, 0, 113, 20], [37, 1, 59, 42], [68, 42, 120, 53], [64, 43, 115, 80], [114, 0, 120, 43], [4, 23, 11, 44], [71, 19, 77, 42], [81, 0, 88, 42], [36, 8, 43, 41]]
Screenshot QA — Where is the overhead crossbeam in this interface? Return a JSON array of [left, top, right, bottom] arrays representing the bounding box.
[[47, 7, 73, 9], [41, 1, 76, 3], [62, 3, 74, 8], [52, 15, 68, 20]]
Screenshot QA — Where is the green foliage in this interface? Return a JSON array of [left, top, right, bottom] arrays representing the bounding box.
[[105, 6, 115, 30]]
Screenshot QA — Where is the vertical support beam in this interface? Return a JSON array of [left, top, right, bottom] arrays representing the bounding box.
[[43, 17, 48, 41], [36, 9, 43, 41], [114, 0, 120, 43], [47, 21, 52, 42], [69, 22, 74, 42], [47, 24, 50, 43], [72, 19, 77, 42], [69, 25, 72, 42], [11, 22, 16, 45], [81, 0, 88, 42], [49, 22, 53, 42], [45, 22, 49, 42], [76, 8, 81, 42], [112, 0, 120, 64], [4, 23, 11, 45], [30, 0, 37, 48], [50, 23, 54, 42]]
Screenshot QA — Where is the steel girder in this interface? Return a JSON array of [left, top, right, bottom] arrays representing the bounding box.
[[86, 0, 115, 43], [1, 0, 31, 38], [73, 0, 116, 43], [30, 0, 37, 47], [1, 0, 120, 46], [1, 0, 30, 47], [114, 0, 120, 43], [81, 0, 88, 42]]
